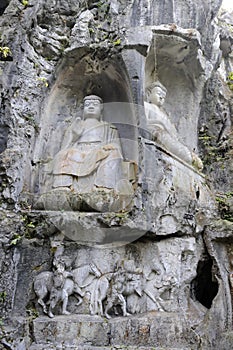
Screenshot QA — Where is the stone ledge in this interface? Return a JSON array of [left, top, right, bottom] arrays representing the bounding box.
[[29, 312, 199, 349], [29, 346, 191, 350], [27, 209, 149, 246]]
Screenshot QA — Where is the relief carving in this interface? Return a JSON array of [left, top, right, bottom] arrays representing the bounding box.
[[33, 258, 179, 318], [144, 81, 203, 170], [34, 262, 100, 318], [144, 259, 177, 312], [104, 261, 142, 319], [36, 95, 136, 212]]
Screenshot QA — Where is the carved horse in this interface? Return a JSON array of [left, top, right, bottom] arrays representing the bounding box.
[[48, 275, 84, 318], [88, 269, 143, 319], [90, 275, 109, 316], [33, 271, 53, 315], [104, 272, 142, 319], [34, 263, 98, 317], [33, 271, 83, 318]]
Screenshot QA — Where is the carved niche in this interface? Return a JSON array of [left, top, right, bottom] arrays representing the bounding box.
[[143, 26, 206, 170], [32, 49, 138, 212]]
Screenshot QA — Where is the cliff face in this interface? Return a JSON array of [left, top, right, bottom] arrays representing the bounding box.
[[0, 1, 233, 349]]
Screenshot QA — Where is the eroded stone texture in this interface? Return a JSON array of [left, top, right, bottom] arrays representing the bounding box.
[[0, 1, 233, 349]]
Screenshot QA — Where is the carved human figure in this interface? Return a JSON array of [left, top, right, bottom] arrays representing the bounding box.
[[144, 258, 177, 312], [39, 95, 135, 212], [48, 261, 74, 318], [144, 81, 203, 170], [34, 265, 84, 318], [104, 261, 142, 318], [104, 267, 131, 319]]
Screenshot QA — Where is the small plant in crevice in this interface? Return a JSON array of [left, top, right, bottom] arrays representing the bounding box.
[[23, 114, 40, 133], [21, 0, 29, 7], [227, 72, 233, 91], [9, 233, 22, 246], [0, 46, 13, 61], [215, 192, 233, 222], [7, 216, 37, 247], [37, 77, 49, 88], [86, 0, 123, 49], [0, 291, 6, 303], [0, 46, 11, 58], [198, 125, 232, 168], [26, 307, 39, 320]]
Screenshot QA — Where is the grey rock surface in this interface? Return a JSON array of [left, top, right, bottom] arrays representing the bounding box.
[[0, 0, 233, 349]]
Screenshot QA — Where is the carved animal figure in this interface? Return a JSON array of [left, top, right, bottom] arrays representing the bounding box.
[[104, 271, 142, 319], [90, 275, 109, 316], [34, 271, 53, 315], [48, 272, 84, 318], [34, 270, 83, 318], [34, 264, 98, 317]]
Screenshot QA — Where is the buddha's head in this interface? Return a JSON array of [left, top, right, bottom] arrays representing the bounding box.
[[146, 81, 167, 107], [83, 95, 103, 120]]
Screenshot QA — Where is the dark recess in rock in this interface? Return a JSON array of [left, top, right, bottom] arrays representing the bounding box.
[[191, 257, 219, 308], [0, 0, 10, 16]]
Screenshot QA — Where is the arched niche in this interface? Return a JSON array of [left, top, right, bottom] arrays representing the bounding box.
[[145, 28, 205, 151], [32, 47, 138, 193]]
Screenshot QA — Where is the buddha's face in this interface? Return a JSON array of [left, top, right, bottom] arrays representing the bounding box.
[[149, 87, 166, 107], [83, 98, 102, 120]]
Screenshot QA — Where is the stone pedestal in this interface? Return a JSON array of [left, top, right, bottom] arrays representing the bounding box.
[[29, 313, 198, 349]]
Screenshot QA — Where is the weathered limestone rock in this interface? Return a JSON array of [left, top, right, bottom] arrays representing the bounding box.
[[0, 0, 233, 349]]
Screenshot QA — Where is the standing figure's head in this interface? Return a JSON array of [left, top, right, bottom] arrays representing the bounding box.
[[146, 81, 167, 107], [83, 95, 103, 120]]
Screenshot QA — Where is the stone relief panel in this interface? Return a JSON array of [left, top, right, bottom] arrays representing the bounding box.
[[29, 237, 202, 319]]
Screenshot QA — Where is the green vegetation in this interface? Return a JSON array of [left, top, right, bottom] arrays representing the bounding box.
[[0, 46, 11, 58], [198, 127, 231, 166], [8, 217, 37, 246], [37, 77, 49, 87], [215, 192, 233, 222], [21, 0, 28, 6], [113, 38, 121, 46], [22, 215, 37, 238], [23, 114, 39, 133], [0, 291, 6, 303], [227, 72, 233, 91], [26, 307, 39, 319], [9, 234, 22, 246], [86, 0, 122, 49]]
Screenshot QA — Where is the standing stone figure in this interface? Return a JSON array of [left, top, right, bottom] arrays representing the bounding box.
[[104, 261, 142, 318], [144, 81, 203, 170], [37, 95, 135, 212], [48, 261, 73, 318]]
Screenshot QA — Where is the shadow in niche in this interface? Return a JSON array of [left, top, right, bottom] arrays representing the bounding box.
[[0, 0, 10, 15], [191, 257, 219, 309], [31, 47, 138, 200]]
